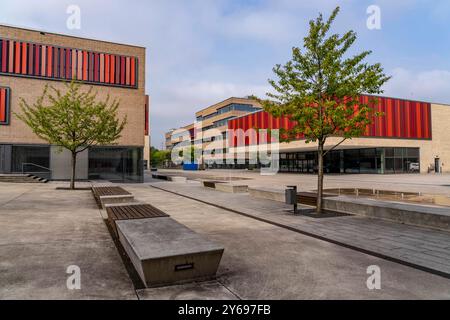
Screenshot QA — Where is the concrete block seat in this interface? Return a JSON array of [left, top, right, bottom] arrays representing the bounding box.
[[117, 217, 224, 288], [151, 173, 169, 180], [248, 187, 285, 202], [105, 203, 169, 238], [200, 180, 223, 189], [168, 176, 187, 182], [215, 183, 248, 193], [91, 186, 134, 209]]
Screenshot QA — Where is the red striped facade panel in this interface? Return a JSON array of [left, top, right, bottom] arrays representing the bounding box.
[[227, 96, 432, 147], [0, 38, 138, 88], [0, 87, 10, 125]]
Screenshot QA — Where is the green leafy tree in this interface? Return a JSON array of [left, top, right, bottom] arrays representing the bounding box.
[[258, 7, 390, 213], [16, 81, 127, 189], [150, 147, 171, 167]]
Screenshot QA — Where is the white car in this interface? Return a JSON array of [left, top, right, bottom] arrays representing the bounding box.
[[409, 163, 420, 172]]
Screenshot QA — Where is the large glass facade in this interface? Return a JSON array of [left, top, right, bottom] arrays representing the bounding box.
[[11, 145, 50, 173], [88, 146, 143, 182], [279, 148, 420, 174]]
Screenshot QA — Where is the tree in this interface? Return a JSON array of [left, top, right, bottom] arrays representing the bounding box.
[[258, 7, 390, 213], [17, 81, 127, 189], [150, 147, 170, 167]]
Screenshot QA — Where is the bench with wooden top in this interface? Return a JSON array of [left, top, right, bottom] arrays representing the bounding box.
[[105, 203, 169, 238], [91, 186, 134, 208], [297, 192, 334, 207]]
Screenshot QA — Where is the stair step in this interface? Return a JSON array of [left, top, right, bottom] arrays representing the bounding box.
[[0, 174, 49, 183]]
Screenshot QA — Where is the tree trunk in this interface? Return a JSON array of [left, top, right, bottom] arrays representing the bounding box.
[[70, 151, 77, 190], [316, 141, 324, 214]]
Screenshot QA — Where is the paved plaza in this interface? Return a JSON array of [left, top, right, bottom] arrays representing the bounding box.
[[1, 173, 450, 299], [156, 169, 450, 196]]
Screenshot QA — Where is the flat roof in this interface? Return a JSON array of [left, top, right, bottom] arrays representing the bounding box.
[[196, 97, 260, 115], [0, 23, 146, 49]]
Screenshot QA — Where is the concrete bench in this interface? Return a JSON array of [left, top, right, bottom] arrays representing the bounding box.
[[215, 183, 248, 193], [248, 187, 285, 202], [168, 176, 187, 183], [105, 203, 169, 238], [117, 217, 224, 288], [151, 173, 169, 180], [91, 186, 134, 209], [200, 180, 223, 189]]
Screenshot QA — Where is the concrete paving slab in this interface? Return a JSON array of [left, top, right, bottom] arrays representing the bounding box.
[[147, 181, 450, 278], [137, 280, 238, 300], [0, 182, 136, 300], [123, 184, 450, 299]]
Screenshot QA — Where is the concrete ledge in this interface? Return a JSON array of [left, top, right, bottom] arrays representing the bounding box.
[[168, 176, 187, 183], [200, 180, 223, 189], [151, 173, 169, 180], [324, 196, 450, 231], [248, 187, 285, 202], [99, 195, 135, 209], [215, 183, 248, 193], [117, 217, 224, 288]]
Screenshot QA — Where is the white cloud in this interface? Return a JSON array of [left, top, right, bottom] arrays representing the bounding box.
[[384, 68, 450, 104]]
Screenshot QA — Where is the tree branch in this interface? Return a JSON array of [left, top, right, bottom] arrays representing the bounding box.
[[323, 137, 347, 157]]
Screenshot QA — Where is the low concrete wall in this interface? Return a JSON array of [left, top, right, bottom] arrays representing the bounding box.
[[324, 196, 450, 231], [248, 187, 285, 202], [168, 176, 187, 183], [215, 183, 248, 193]]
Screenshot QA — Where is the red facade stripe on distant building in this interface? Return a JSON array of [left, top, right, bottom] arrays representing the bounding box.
[[227, 96, 433, 147], [21, 42, 27, 75]]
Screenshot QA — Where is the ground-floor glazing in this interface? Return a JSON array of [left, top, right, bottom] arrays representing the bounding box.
[[0, 144, 143, 182]]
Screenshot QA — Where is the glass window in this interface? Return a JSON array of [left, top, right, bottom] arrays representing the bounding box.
[[89, 147, 143, 182], [11, 145, 50, 173], [394, 148, 404, 157], [385, 148, 394, 157], [406, 148, 419, 158]]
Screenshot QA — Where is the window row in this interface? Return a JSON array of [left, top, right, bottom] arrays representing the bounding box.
[[0, 38, 138, 88]]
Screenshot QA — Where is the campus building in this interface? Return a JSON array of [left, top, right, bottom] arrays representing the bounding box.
[[165, 97, 262, 167], [0, 25, 148, 182], [227, 95, 450, 174], [167, 95, 450, 174], [195, 97, 262, 167]]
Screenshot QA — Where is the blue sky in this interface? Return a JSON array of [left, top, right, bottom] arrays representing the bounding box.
[[2, 0, 450, 148]]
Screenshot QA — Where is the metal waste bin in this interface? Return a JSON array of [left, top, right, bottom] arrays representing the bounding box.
[[285, 186, 298, 214]]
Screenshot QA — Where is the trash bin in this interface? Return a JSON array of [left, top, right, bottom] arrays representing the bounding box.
[[285, 186, 297, 205], [285, 186, 298, 214]]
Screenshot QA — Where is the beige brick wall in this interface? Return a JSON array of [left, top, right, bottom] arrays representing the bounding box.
[[0, 25, 146, 147]]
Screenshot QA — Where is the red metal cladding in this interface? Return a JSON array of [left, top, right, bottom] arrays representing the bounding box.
[[0, 88, 5, 122], [227, 96, 432, 147], [0, 87, 10, 124], [0, 38, 138, 88]]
